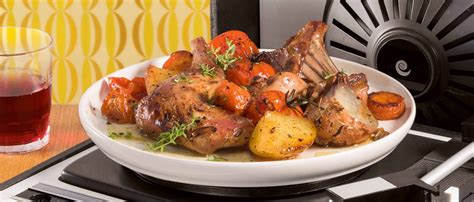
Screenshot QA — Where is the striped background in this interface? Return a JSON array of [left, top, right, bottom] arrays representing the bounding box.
[[0, 0, 211, 103]]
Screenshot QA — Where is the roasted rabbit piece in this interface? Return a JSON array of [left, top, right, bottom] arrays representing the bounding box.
[[258, 20, 379, 146], [135, 37, 253, 154], [254, 21, 339, 97], [306, 74, 378, 146]]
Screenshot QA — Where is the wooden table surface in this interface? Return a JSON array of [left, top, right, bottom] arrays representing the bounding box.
[[0, 105, 89, 183]]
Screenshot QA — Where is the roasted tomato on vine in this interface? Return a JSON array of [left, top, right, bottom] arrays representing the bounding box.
[[214, 80, 251, 115], [210, 30, 259, 59], [101, 77, 147, 124]]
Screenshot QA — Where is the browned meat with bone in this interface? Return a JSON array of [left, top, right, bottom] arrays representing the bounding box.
[[305, 74, 378, 146], [255, 21, 340, 98], [135, 37, 253, 154], [347, 73, 369, 104], [258, 20, 379, 146]]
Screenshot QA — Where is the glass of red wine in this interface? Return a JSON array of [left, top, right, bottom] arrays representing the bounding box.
[[0, 27, 53, 153]]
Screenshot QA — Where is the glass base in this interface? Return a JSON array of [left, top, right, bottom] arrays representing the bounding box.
[[0, 126, 50, 154]]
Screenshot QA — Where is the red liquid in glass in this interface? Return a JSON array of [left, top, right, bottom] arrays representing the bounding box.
[[0, 72, 51, 146]]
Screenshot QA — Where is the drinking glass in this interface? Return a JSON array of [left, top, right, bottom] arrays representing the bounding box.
[[0, 27, 53, 153]]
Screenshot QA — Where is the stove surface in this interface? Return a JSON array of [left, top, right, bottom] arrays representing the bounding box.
[[4, 128, 474, 201], [59, 134, 444, 201]]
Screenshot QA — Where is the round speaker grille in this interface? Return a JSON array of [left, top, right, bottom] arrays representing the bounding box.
[[324, 0, 474, 131]]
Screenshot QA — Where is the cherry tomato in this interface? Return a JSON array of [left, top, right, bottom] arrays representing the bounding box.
[[245, 90, 287, 124], [163, 50, 193, 72], [256, 90, 287, 113], [215, 80, 251, 115], [250, 62, 276, 80], [210, 30, 258, 59], [101, 77, 147, 124]]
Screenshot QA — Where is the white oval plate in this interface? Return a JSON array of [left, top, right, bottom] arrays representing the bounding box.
[[79, 56, 416, 188]]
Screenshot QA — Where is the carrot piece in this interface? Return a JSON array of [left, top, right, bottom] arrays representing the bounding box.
[[214, 80, 251, 115], [367, 91, 406, 120], [250, 62, 276, 80], [225, 59, 252, 86]]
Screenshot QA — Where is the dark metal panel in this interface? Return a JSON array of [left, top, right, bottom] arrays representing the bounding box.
[[211, 0, 260, 46]]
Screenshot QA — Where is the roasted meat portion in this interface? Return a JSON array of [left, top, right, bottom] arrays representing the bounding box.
[[254, 21, 340, 99], [347, 73, 369, 104], [305, 74, 378, 146], [257, 20, 379, 146], [135, 37, 253, 154]]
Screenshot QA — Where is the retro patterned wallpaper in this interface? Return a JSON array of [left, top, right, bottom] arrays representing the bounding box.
[[0, 0, 211, 103]]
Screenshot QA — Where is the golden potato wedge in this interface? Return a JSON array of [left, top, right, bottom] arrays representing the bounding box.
[[145, 65, 179, 94], [249, 111, 317, 160], [163, 50, 193, 72]]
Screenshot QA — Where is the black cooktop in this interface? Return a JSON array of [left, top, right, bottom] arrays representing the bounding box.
[[59, 130, 466, 201]]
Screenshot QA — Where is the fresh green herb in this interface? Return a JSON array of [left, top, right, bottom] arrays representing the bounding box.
[[199, 64, 216, 78], [206, 155, 228, 162], [285, 89, 309, 108], [209, 38, 240, 70], [108, 130, 132, 139], [108, 131, 119, 139], [174, 75, 193, 83], [322, 71, 336, 80], [147, 117, 200, 152]]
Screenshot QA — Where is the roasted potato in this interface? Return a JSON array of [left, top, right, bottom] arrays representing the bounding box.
[[163, 50, 193, 72], [249, 111, 317, 160], [144, 66, 180, 94], [368, 91, 405, 120]]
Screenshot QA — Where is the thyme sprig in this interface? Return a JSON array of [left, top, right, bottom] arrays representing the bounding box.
[[108, 130, 132, 139], [322, 71, 336, 80], [285, 89, 311, 108], [147, 117, 200, 152], [199, 64, 216, 78], [209, 38, 240, 71]]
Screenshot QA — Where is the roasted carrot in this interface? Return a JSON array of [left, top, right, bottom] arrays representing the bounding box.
[[368, 91, 406, 120], [225, 59, 252, 86], [214, 80, 251, 115], [250, 62, 276, 80]]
